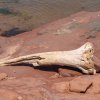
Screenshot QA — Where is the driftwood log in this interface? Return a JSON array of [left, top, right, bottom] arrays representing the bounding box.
[[0, 42, 96, 74]]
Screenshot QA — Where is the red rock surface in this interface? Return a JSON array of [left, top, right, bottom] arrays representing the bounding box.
[[0, 11, 100, 100]]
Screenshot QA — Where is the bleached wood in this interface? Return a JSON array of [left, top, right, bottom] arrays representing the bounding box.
[[0, 42, 96, 74]]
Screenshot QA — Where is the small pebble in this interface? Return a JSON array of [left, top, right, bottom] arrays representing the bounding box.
[[0, 73, 8, 80], [18, 96, 23, 100]]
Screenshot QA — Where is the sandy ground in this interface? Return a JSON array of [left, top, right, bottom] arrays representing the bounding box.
[[0, 11, 99, 100]]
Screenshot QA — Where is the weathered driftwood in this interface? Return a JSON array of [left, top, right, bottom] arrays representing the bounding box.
[[0, 42, 96, 74]]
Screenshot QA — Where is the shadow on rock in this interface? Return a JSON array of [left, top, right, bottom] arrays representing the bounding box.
[[1, 28, 27, 37]]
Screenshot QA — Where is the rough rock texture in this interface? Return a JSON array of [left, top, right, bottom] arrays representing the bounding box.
[[51, 81, 69, 93], [0, 89, 21, 100], [69, 76, 92, 93], [0, 11, 100, 99]]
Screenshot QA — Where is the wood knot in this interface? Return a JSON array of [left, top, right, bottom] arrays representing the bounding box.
[[82, 42, 94, 69]]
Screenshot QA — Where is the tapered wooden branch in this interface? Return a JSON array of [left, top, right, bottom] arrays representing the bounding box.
[[0, 42, 96, 74]]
